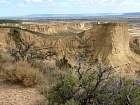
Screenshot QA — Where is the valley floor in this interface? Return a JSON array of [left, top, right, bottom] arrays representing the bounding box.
[[0, 80, 45, 105]]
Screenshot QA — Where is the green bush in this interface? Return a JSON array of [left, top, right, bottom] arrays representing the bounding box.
[[47, 72, 79, 105], [64, 99, 80, 105], [46, 64, 140, 105]]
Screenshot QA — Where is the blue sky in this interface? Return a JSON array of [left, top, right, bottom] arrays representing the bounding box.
[[0, 0, 140, 17]]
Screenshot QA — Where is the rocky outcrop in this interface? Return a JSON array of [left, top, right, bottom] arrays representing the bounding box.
[[86, 23, 140, 74], [0, 22, 140, 74], [0, 22, 92, 35]]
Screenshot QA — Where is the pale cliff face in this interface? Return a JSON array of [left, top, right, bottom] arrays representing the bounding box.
[[0, 22, 93, 64], [0, 22, 140, 74], [2, 22, 92, 35]]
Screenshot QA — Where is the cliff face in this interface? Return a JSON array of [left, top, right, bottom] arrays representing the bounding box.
[[0, 22, 140, 74], [89, 23, 140, 74], [0, 22, 94, 64], [0, 22, 92, 35], [90, 23, 130, 61], [0, 28, 9, 52]]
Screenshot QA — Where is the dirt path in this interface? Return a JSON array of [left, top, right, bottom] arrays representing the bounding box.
[[0, 80, 45, 105]]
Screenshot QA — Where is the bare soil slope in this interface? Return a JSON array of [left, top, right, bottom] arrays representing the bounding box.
[[0, 80, 45, 105]]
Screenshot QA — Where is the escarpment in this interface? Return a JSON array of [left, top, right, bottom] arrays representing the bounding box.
[[0, 22, 92, 35], [86, 23, 140, 74], [0, 22, 140, 74]]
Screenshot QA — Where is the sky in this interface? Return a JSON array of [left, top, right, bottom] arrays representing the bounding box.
[[0, 0, 140, 17]]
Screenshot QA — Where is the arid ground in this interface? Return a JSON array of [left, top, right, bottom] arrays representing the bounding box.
[[0, 19, 140, 105]]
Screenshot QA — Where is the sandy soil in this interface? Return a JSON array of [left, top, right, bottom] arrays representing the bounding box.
[[0, 80, 45, 105]]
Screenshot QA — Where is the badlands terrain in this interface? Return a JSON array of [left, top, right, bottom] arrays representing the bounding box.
[[0, 21, 140, 71], [0, 20, 140, 105]]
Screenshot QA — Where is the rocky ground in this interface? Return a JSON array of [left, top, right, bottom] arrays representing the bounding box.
[[0, 80, 45, 105]]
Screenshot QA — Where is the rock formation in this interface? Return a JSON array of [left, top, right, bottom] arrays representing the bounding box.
[[86, 23, 140, 74], [0, 22, 92, 35], [0, 22, 140, 75]]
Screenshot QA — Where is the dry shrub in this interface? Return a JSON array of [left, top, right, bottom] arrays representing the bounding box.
[[31, 59, 57, 73], [0, 52, 14, 63], [1, 61, 44, 87], [0, 63, 15, 81]]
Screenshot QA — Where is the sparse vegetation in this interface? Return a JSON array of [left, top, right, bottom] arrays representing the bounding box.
[[0, 61, 44, 87], [0, 22, 140, 105], [64, 99, 80, 105], [7, 28, 55, 62], [130, 42, 140, 55], [56, 56, 72, 70], [45, 63, 140, 105], [7, 28, 34, 61]]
